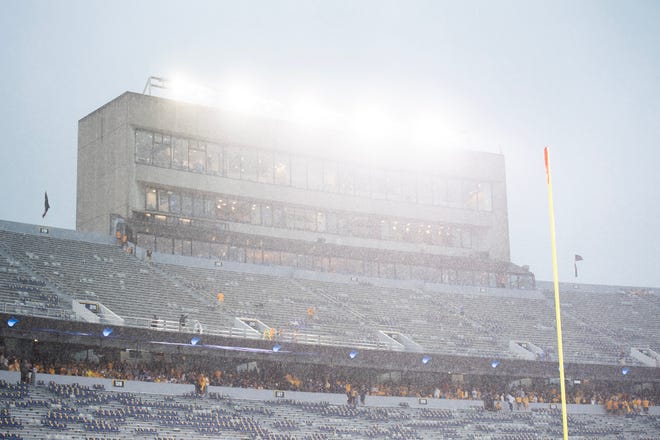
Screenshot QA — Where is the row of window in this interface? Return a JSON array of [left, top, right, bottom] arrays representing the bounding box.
[[145, 187, 476, 249], [135, 232, 532, 289], [135, 128, 494, 211]]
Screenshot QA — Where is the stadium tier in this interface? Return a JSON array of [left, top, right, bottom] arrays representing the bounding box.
[[0, 372, 655, 440], [0, 220, 658, 368]]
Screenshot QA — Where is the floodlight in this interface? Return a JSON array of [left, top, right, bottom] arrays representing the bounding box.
[[102, 328, 113, 337], [349, 350, 359, 359], [190, 336, 201, 346], [7, 317, 18, 328], [422, 355, 432, 365]]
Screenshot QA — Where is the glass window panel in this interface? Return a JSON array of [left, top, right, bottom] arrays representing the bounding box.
[[262, 204, 273, 226], [181, 193, 193, 215], [284, 207, 296, 229], [262, 250, 280, 265], [228, 246, 245, 263], [250, 203, 261, 225], [158, 190, 170, 212], [401, 174, 417, 203], [290, 156, 307, 188], [258, 151, 274, 183], [155, 236, 173, 254], [172, 137, 188, 170], [169, 192, 180, 213], [354, 167, 371, 197], [323, 161, 338, 193], [135, 130, 153, 164], [207, 143, 224, 176], [192, 240, 210, 258], [316, 211, 326, 232], [307, 158, 323, 191], [280, 251, 296, 266], [189, 142, 206, 173], [463, 180, 480, 210], [479, 182, 492, 211], [379, 262, 395, 278], [241, 149, 259, 181], [396, 263, 411, 279], [136, 233, 155, 252], [432, 176, 447, 206], [210, 243, 228, 259], [193, 194, 206, 217], [418, 175, 432, 204], [274, 153, 290, 185], [385, 170, 402, 201], [325, 212, 337, 234], [303, 209, 316, 231], [146, 189, 157, 210], [338, 165, 355, 195], [371, 170, 387, 199], [461, 229, 472, 249], [272, 206, 285, 227], [226, 146, 242, 179], [173, 239, 192, 256], [153, 138, 171, 168], [447, 179, 462, 207], [346, 258, 363, 275]]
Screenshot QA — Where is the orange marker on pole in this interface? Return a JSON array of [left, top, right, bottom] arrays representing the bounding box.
[[544, 146, 569, 439]]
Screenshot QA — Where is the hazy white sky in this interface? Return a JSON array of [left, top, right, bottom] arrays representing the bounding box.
[[1, 0, 659, 287]]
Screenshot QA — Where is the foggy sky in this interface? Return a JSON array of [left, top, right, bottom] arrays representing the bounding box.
[[1, 0, 659, 287]]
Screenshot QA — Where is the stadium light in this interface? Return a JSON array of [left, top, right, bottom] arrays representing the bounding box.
[[102, 327, 113, 337], [349, 350, 359, 359], [422, 355, 432, 365], [190, 336, 201, 346], [6, 317, 19, 328], [491, 360, 500, 369], [621, 367, 630, 376]]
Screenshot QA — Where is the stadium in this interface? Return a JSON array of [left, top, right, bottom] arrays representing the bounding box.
[[0, 90, 657, 439]]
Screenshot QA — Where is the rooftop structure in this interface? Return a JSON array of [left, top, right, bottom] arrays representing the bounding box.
[[76, 92, 533, 288]]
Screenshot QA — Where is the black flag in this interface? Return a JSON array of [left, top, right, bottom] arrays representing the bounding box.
[[42, 192, 50, 218], [574, 254, 583, 277]]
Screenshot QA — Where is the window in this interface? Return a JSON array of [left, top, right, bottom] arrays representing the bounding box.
[[207, 143, 224, 176], [158, 190, 170, 212], [274, 153, 290, 185], [146, 189, 157, 210], [323, 161, 338, 192], [447, 179, 462, 208], [354, 167, 371, 197], [226, 146, 242, 179], [417, 175, 432, 205], [385, 170, 401, 201], [338, 165, 355, 195], [290, 156, 307, 188], [307, 158, 323, 191], [153, 135, 171, 167], [401, 174, 417, 203], [188, 140, 206, 173], [135, 130, 153, 164], [172, 137, 188, 170], [241, 148, 259, 181], [258, 151, 274, 183]]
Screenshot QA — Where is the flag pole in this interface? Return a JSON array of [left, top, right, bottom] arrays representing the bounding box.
[[544, 147, 569, 440]]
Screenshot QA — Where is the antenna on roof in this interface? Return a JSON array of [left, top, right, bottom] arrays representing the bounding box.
[[143, 76, 168, 95]]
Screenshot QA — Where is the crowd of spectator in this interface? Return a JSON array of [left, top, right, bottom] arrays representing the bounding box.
[[0, 350, 655, 415]]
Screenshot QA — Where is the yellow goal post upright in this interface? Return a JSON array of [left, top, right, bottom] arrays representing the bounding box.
[[544, 146, 569, 440]]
